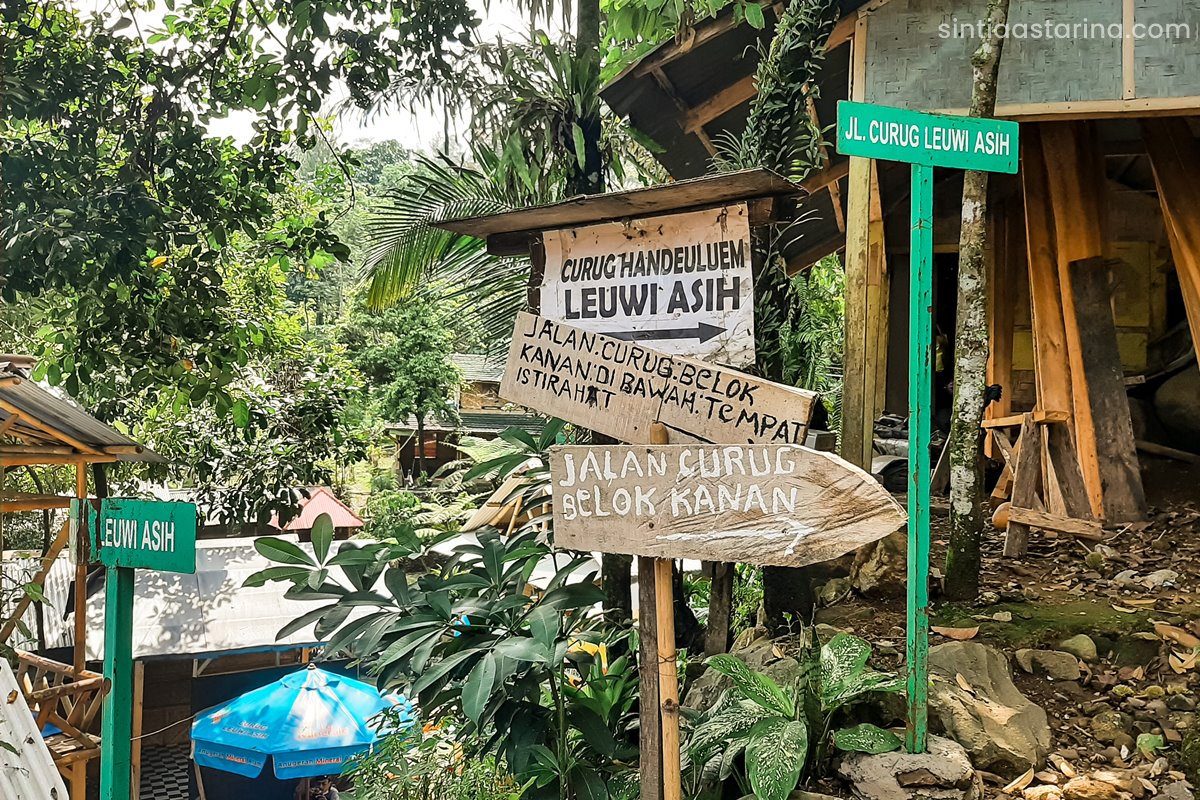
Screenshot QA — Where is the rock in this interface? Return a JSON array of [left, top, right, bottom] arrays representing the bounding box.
[[1160, 782, 1196, 800], [1091, 711, 1134, 743], [683, 634, 799, 712], [819, 576, 852, 606], [927, 642, 1051, 776], [838, 734, 982, 800], [1025, 787, 1064, 800], [1015, 650, 1082, 681], [1155, 368, 1200, 451], [850, 530, 907, 598], [1170, 695, 1198, 712], [1062, 777, 1121, 800], [1059, 635, 1099, 663], [1113, 570, 1141, 589]]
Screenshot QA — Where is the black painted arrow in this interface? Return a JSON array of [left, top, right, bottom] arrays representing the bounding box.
[[607, 322, 726, 343]]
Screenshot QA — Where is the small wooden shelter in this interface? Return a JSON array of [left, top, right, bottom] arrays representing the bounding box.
[[603, 0, 1200, 543], [0, 356, 163, 799]]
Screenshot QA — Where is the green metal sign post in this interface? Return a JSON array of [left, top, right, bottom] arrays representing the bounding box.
[[836, 101, 1018, 754], [72, 498, 197, 800]]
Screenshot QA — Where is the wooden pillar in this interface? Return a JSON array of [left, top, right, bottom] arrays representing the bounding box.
[[986, 198, 1017, 436], [1039, 122, 1145, 522], [1142, 118, 1200, 375], [74, 463, 87, 674], [842, 154, 874, 469], [637, 556, 662, 800], [867, 163, 891, 427]]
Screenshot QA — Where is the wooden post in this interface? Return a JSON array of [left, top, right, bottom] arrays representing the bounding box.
[[637, 556, 663, 800], [74, 463, 87, 675], [841, 154, 873, 469], [1004, 415, 1044, 557], [649, 422, 681, 800]]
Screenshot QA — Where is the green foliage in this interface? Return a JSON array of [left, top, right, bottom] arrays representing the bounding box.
[[781, 255, 846, 427], [364, 489, 423, 538], [344, 720, 527, 800], [249, 419, 637, 799], [684, 633, 902, 799]]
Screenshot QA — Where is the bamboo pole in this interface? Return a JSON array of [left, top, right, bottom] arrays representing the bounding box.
[[648, 422, 681, 800]]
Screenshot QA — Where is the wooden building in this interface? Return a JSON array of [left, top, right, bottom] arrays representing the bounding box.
[[603, 0, 1200, 533]]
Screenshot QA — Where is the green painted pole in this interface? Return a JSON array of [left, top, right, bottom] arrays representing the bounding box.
[[100, 566, 135, 799], [906, 162, 934, 754]]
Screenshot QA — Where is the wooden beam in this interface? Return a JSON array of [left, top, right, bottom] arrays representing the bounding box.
[[981, 410, 1070, 428], [1141, 118, 1200, 380], [1043, 422, 1094, 520], [1003, 416, 1043, 557], [648, 68, 717, 158], [932, 96, 1200, 122], [826, 13, 857, 50], [798, 159, 850, 195], [1122, 0, 1136, 100], [1039, 122, 1107, 517], [0, 414, 17, 437], [0, 376, 21, 388], [74, 463, 87, 675], [1137, 440, 1200, 465], [1022, 129, 1075, 423], [986, 199, 1017, 450], [1065, 257, 1147, 522], [684, 74, 756, 133], [1007, 507, 1106, 541], [0, 455, 118, 467], [840, 154, 873, 469]]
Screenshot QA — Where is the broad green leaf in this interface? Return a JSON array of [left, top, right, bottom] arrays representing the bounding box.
[[495, 636, 549, 663], [526, 604, 558, 651], [243, 566, 309, 588], [275, 602, 337, 640], [687, 690, 775, 760], [411, 649, 478, 695], [571, 765, 609, 800], [311, 513, 334, 564], [571, 123, 587, 170], [705, 654, 794, 716], [254, 537, 314, 567], [743, 0, 766, 28], [745, 718, 807, 800], [834, 723, 903, 754], [462, 652, 497, 724], [231, 398, 250, 428]]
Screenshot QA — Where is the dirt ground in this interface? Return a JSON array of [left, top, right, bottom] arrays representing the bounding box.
[[810, 456, 1200, 796]]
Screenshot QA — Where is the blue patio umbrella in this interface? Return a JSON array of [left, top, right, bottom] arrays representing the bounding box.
[[191, 665, 415, 780]]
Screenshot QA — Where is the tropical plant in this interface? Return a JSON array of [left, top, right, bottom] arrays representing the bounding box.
[[248, 419, 638, 799], [344, 716, 527, 800], [683, 632, 903, 800]]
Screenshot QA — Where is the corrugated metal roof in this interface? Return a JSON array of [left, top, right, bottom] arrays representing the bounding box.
[[84, 538, 367, 660], [452, 353, 504, 384], [0, 658, 70, 800], [0, 367, 163, 463], [0, 547, 75, 652]]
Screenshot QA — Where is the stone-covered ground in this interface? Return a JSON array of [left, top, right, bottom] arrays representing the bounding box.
[[691, 456, 1200, 800]]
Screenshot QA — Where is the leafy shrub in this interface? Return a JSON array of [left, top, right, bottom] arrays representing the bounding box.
[[684, 632, 903, 800], [363, 489, 421, 538]]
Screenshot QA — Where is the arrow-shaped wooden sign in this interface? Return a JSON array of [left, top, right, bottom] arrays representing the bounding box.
[[500, 312, 819, 445], [550, 443, 906, 567]]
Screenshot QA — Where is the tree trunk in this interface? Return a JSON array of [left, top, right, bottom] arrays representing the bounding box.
[[571, 0, 603, 197], [602, 552, 634, 623], [943, 0, 1011, 600]]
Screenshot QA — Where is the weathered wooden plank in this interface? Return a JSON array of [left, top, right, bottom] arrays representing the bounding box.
[[1040, 122, 1109, 518], [1066, 257, 1147, 522], [1043, 422, 1093, 521], [1136, 440, 1200, 465], [1003, 416, 1042, 558], [501, 313, 818, 445], [1021, 129, 1075, 422], [1006, 507, 1105, 541], [549, 444, 905, 568], [981, 410, 1070, 429], [1142, 118, 1200, 378]]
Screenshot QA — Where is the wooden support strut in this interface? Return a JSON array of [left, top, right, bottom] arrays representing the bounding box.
[[649, 422, 682, 800]]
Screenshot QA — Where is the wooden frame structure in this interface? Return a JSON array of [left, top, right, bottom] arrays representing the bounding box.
[[0, 359, 163, 799]]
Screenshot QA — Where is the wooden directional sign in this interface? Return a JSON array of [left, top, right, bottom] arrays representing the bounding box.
[[550, 443, 905, 567], [540, 204, 755, 366], [836, 101, 1019, 174], [501, 312, 818, 445], [72, 498, 197, 574]]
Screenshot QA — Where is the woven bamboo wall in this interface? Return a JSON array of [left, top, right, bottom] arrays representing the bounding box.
[[863, 0, 1200, 109]]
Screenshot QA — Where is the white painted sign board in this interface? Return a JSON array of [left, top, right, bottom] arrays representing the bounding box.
[[550, 444, 906, 567], [540, 204, 755, 366], [501, 313, 818, 445]]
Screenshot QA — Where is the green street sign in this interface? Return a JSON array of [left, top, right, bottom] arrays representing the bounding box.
[[836, 101, 1019, 174], [73, 498, 198, 574]]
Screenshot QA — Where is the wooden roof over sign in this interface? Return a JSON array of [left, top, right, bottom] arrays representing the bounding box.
[[432, 168, 804, 255]]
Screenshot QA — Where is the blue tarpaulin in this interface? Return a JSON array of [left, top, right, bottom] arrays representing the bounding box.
[[191, 665, 414, 780]]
